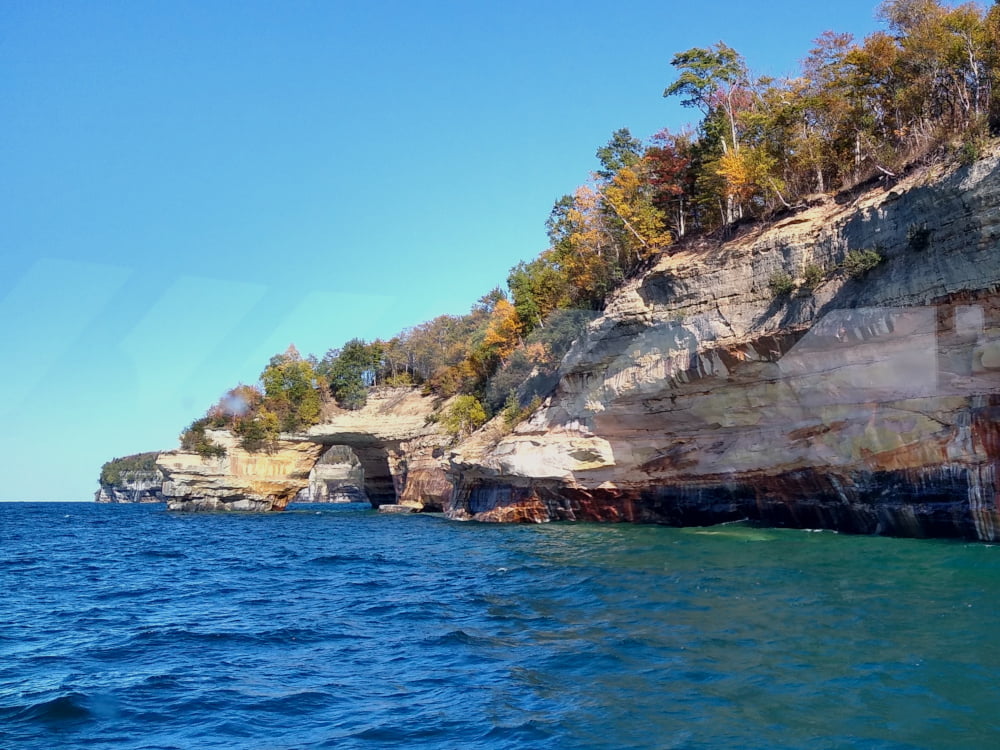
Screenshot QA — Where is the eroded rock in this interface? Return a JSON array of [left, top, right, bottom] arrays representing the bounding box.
[[158, 431, 324, 511], [159, 388, 451, 512]]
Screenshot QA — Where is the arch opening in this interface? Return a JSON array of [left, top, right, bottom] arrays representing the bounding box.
[[293, 440, 399, 507]]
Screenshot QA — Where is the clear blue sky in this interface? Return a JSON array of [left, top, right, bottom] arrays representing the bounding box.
[[0, 0, 884, 500]]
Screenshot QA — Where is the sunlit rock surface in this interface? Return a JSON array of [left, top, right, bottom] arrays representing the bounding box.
[[158, 431, 324, 512], [448, 150, 1000, 540], [159, 388, 451, 512]]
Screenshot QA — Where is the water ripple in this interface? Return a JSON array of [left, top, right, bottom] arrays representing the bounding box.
[[3, 502, 1000, 749]]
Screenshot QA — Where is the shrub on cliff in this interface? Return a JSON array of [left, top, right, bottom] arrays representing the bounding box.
[[802, 264, 825, 290], [441, 395, 488, 439], [768, 271, 795, 297], [179, 418, 227, 458], [500, 393, 542, 431], [233, 408, 280, 452], [843, 249, 884, 278]]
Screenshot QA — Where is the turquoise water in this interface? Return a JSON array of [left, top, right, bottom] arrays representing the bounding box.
[[2, 501, 999, 749]]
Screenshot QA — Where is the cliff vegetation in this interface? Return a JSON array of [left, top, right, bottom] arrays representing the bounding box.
[[180, 0, 1000, 451]]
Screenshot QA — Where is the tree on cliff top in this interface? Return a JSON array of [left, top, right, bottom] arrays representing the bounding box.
[[261, 345, 322, 431], [318, 339, 383, 410]]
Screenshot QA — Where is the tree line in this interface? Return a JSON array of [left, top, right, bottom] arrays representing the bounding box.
[[181, 0, 1000, 454]]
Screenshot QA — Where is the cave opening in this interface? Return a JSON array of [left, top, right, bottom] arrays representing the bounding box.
[[288, 442, 398, 508]]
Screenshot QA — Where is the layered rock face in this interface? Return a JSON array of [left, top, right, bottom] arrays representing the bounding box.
[[448, 151, 1000, 540], [157, 431, 325, 511], [301, 388, 450, 509], [158, 388, 451, 512], [94, 471, 164, 503]]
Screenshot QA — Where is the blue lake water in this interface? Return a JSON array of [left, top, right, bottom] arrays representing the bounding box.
[[2, 501, 999, 749]]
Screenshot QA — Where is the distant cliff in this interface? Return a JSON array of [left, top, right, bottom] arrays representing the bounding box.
[[95, 452, 164, 503]]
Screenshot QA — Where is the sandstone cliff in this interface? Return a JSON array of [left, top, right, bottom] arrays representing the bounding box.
[[154, 149, 1000, 539], [157, 388, 451, 512], [447, 148, 1000, 540]]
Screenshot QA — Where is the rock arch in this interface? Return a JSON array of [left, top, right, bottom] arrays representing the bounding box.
[[301, 444, 366, 503], [308, 436, 400, 507], [157, 388, 452, 512]]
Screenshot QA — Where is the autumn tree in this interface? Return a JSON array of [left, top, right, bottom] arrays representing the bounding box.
[[595, 127, 644, 179], [645, 129, 695, 236], [545, 189, 616, 308], [665, 42, 750, 154], [261, 345, 322, 431], [480, 298, 522, 364], [800, 30, 856, 191], [598, 137, 671, 262], [507, 253, 571, 335], [665, 42, 754, 223]]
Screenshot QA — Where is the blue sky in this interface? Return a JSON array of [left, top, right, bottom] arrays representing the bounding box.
[[0, 0, 884, 500]]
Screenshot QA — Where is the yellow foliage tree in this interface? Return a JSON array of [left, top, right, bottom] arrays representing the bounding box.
[[716, 146, 780, 213], [481, 299, 522, 363], [601, 165, 671, 258]]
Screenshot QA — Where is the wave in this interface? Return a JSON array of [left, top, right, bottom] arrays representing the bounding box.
[[2, 692, 93, 724], [134, 549, 187, 559], [421, 629, 512, 649], [307, 553, 367, 565]]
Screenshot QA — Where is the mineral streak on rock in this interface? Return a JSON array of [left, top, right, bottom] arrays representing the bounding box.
[[158, 431, 324, 512], [446, 150, 1000, 540]]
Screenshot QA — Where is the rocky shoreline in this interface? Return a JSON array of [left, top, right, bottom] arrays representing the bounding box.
[[109, 148, 1000, 540]]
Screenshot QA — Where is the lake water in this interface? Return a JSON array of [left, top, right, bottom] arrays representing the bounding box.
[[2, 501, 999, 749]]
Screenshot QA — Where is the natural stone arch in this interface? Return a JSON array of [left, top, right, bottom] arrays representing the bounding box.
[[299, 387, 453, 510], [156, 388, 451, 512], [300, 444, 366, 503], [308, 436, 401, 507]]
